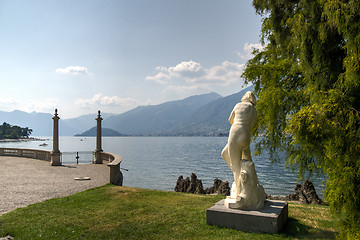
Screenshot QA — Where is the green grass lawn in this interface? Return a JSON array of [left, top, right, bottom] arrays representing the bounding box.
[[0, 184, 338, 239]]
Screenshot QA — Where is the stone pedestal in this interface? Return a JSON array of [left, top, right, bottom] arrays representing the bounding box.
[[207, 199, 288, 234], [94, 150, 103, 164], [50, 152, 61, 166]]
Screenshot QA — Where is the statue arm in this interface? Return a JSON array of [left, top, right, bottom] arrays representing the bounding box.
[[228, 110, 235, 125]]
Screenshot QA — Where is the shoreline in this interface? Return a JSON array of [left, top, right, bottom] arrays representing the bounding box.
[[0, 137, 48, 143]]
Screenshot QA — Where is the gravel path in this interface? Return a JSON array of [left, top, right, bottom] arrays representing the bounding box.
[[0, 156, 109, 216]]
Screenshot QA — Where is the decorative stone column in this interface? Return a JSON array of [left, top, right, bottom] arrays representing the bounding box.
[[94, 110, 103, 164], [51, 109, 61, 166]]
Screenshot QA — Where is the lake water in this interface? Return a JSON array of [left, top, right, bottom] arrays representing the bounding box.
[[0, 136, 326, 197]]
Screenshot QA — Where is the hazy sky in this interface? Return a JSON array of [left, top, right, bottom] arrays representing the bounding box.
[[0, 0, 262, 118]]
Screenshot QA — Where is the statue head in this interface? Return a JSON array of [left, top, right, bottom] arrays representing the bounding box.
[[241, 91, 256, 106]]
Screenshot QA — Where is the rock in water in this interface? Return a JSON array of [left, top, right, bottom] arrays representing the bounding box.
[[205, 178, 230, 196], [217, 181, 230, 196], [284, 180, 324, 204], [186, 173, 205, 194], [174, 175, 186, 192], [302, 179, 323, 204], [175, 174, 230, 196]]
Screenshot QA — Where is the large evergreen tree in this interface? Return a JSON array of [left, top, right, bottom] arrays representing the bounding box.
[[243, 0, 360, 238]]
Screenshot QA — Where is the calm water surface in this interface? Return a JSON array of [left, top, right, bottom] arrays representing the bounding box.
[[1, 136, 325, 197]]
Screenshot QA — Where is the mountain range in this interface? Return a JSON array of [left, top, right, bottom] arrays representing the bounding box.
[[0, 86, 254, 136], [0, 110, 114, 136]]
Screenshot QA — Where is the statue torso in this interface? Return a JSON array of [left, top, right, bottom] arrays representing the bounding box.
[[231, 102, 257, 129]]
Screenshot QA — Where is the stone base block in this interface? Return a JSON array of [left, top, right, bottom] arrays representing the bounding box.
[[50, 152, 61, 166], [206, 199, 288, 234]]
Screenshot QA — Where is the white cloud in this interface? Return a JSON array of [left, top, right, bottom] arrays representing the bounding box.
[[145, 72, 170, 84], [201, 61, 244, 85], [144, 99, 153, 106], [75, 93, 137, 107], [145, 60, 245, 95], [145, 45, 266, 96], [24, 99, 59, 113], [0, 98, 59, 113], [0, 98, 17, 111], [55, 66, 89, 75], [168, 60, 203, 73], [146, 60, 204, 84], [237, 42, 265, 60]]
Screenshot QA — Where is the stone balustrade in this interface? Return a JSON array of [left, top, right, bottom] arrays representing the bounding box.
[[0, 110, 123, 187], [0, 148, 51, 161], [101, 152, 123, 186], [0, 147, 123, 186]]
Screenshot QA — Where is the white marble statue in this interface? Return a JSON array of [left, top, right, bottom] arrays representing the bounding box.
[[221, 91, 266, 210]]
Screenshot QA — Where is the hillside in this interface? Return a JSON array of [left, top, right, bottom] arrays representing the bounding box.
[[0, 110, 115, 136], [63, 112, 114, 135], [0, 110, 72, 136], [0, 87, 254, 136], [103, 92, 222, 135], [172, 86, 255, 135], [75, 127, 126, 137], [102, 86, 254, 136]]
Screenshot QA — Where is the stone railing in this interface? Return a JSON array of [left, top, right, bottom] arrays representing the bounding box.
[[0, 148, 51, 161], [101, 152, 123, 186]]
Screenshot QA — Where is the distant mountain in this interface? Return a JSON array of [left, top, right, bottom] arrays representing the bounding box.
[[0, 110, 69, 136], [103, 92, 222, 135], [98, 86, 254, 136], [0, 110, 115, 136], [63, 112, 114, 136], [0, 86, 255, 137], [172, 86, 255, 135], [75, 127, 126, 137]]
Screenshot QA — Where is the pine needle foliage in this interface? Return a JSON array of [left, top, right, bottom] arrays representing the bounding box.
[[243, 1, 360, 238]]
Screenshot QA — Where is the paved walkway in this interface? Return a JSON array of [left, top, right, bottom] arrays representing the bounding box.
[[0, 156, 109, 216]]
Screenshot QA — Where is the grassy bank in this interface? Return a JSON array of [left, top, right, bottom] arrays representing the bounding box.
[[0, 185, 338, 239]]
